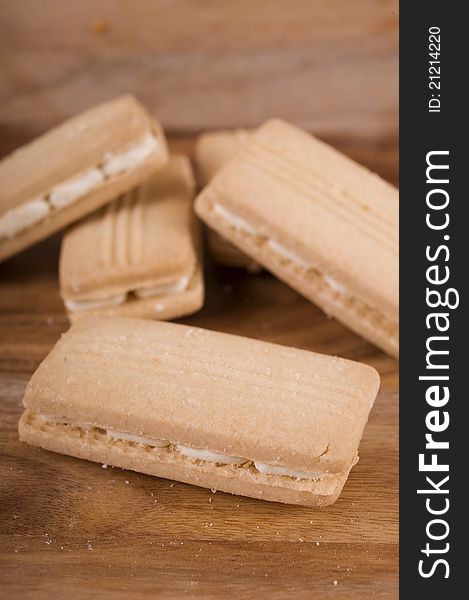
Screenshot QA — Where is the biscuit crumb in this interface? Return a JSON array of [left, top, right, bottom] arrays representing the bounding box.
[[102, 464, 108, 469], [90, 19, 109, 35]]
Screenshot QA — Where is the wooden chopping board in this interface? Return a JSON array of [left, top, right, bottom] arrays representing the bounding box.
[[0, 135, 398, 598]]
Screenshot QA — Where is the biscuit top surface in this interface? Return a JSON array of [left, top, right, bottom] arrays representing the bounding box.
[[23, 317, 380, 474], [59, 155, 197, 298], [196, 119, 399, 319], [0, 95, 159, 216], [195, 129, 249, 183]]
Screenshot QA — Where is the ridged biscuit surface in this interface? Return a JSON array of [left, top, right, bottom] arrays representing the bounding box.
[[195, 119, 398, 356], [22, 317, 379, 475]]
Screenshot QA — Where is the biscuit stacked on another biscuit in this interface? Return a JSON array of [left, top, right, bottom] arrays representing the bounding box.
[[60, 155, 204, 321], [1, 96, 397, 506], [0, 95, 168, 263]]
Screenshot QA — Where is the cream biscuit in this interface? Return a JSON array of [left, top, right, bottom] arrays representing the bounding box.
[[195, 130, 261, 272], [195, 119, 399, 357], [19, 317, 380, 507], [59, 155, 203, 322], [0, 95, 168, 263]]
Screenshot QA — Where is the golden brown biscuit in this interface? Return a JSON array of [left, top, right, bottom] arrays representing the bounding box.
[[195, 130, 261, 272], [0, 95, 168, 262], [19, 317, 380, 506]]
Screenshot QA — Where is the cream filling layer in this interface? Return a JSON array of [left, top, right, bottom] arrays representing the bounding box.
[[64, 293, 127, 312], [254, 461, 322, 479], [213, 203, 258, 235], [102, 133, 159, 176], [323, 275, 346, 294], [213, 203, 313, 272], [266, 239, 310, 270], [107, 430, 169, 448], [134, 276, 190, 299], [0, 198, 50, 240], [38, 414, 328, 481], [0, 133, 159, 241], [64, 275, 191, 312], [176, 445, 247, 465], [49, 168, 104, 208], [211, 202, 396, 332]]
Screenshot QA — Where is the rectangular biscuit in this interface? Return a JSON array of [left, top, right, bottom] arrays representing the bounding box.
[[18, 317, 380, 507], [196, 129, 250, 184], [195, 129, 260, 272], [59, 155, 203, 322], [0, 95, 168, 263], [195, 119, 399, 357]]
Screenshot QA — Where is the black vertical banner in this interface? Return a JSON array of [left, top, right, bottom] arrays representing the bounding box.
[[400, 2, 463, 597]]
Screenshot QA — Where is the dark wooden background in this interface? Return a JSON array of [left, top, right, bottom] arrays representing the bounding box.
[[0, 1, 398, 598]]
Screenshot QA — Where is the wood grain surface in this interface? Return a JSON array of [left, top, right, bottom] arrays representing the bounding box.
[[0, 1, 398, 597], [0, 0, 398, 152]]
